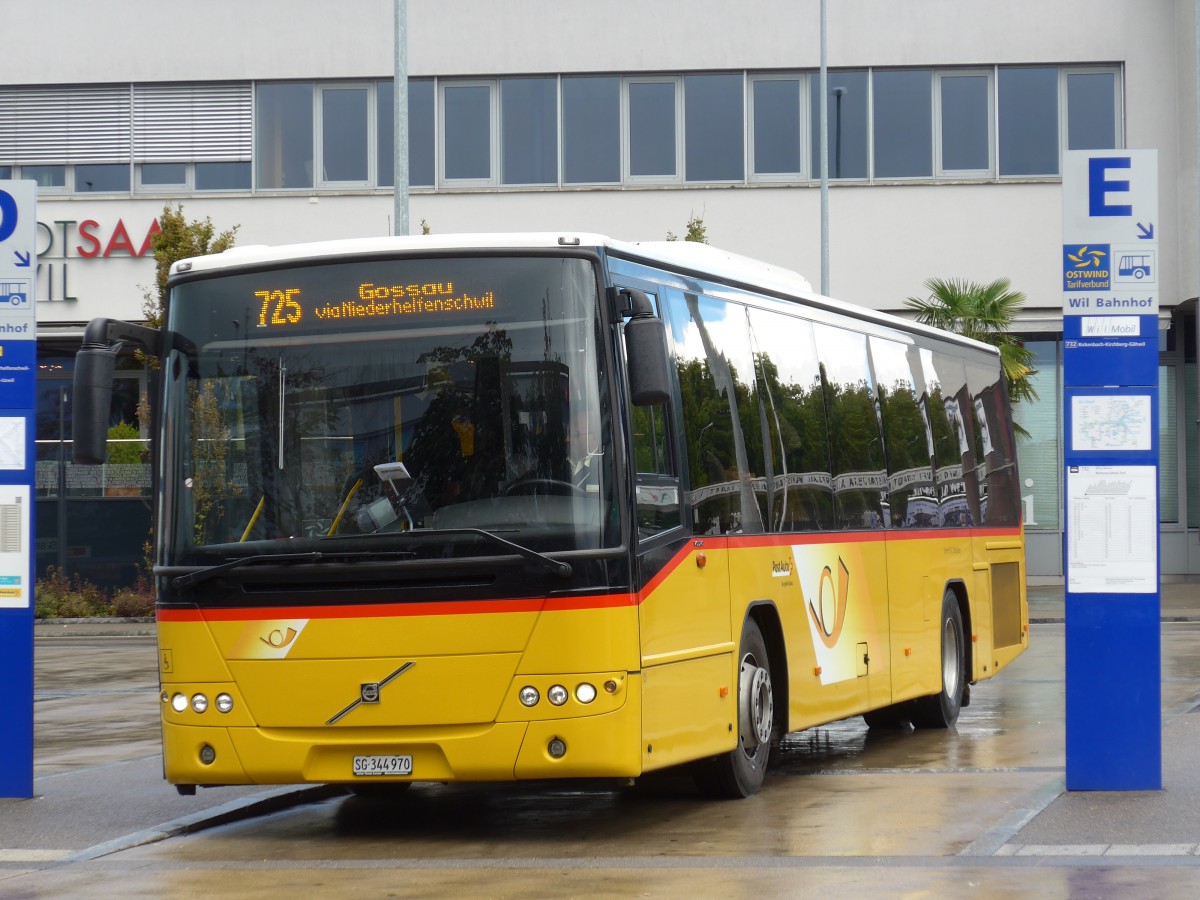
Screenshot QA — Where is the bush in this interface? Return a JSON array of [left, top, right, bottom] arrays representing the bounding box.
[[107, 422, 146, 464], [111, 588, 155, 618], [34, 567, 110, 619]]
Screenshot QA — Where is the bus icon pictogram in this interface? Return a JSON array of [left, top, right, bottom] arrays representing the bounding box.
[[1116, 254, 1153, 281], [0, 281, 29, 307]]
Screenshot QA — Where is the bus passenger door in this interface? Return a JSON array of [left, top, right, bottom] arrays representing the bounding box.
[[622, 286, 734, 770]]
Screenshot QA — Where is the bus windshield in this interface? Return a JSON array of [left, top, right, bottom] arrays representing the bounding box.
[[161, 254, 615, 568]]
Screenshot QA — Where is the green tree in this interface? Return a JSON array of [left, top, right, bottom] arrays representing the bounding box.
[[904, 276, 1037, 412], [666, 211, 709, 243], [141, 202, 240, 331]]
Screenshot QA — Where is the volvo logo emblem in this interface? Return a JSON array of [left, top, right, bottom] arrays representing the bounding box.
[[327, 661, 414, 725]]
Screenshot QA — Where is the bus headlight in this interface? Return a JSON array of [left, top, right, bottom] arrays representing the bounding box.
[[191, 694, 209, 714], [519, 686, 540, 707], [575, 683, 597, 704], [547, 685, 568, 706], [215, 693, 234, 714], [171, 693, 188, 713]]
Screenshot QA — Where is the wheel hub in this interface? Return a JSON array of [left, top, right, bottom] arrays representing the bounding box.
[[739, 658, 774, 750]]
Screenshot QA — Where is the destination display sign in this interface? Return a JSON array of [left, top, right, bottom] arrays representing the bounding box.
[[255, 280, 497, 330]]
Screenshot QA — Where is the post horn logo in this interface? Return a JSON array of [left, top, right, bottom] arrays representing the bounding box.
[[260, 627, 299, 649], [808, 557, 849, 649]]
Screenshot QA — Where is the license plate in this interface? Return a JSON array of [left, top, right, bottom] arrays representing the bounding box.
[[353, 755, 413, 777]]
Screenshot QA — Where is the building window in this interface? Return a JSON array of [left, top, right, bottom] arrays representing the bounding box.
[[319, 85, 369, 185], [377, 78, 434, 189], [75, 163, 130, 193], [1066, 69, 1118, 150], [1013, 340, 1059, 530], [750, 77, 803, 179], [139, 162, 187, 189], [442, 82, 493, 183], [626, 78, 680, 181], [685, 73, 744, 182], [562, 76, 620, 184], [998, 66, 1059, 176], [21, 165, 66, 189], [937, 71, 992, 175], [810, 70, 868, 179], [501, 77, 558, 186], [872, 69, 932, 178], [256, 82, 314, 189], [196, 161, 251, 191]]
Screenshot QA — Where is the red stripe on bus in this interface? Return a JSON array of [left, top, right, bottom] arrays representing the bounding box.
[[156, 591, 637, 623], [156, 525, 1021, 623]]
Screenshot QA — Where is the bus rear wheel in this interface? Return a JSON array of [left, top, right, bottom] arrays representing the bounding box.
[[695, 618, 775, 799], [909, 591, 966, 729]]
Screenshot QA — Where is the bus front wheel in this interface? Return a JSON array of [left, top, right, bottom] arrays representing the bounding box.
[[695, 618, 775, 799], [909, 591, 966, 729]]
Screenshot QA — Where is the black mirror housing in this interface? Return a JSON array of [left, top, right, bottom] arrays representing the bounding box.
[[72, 346, 119, 464]]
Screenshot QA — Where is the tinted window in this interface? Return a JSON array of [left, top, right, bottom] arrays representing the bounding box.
[[377, 79, 435, 188], [940, 75, 989, 171], [256, 83, 313, 189], [23, 165, 66, 188], [140, 163, 186, 185], [873, 70, 932, 178], [748, 308, 834, 531], [810, 70, 868, 179], [502, 78, 557, 185], [196, 162, 250, 191], [999, 67, 1058, 176], [75, 164, 129, 192], [752, 79, 801, 175], [871, 338, 937, 527], [666, 291, 763, 535], [685, 74, 743, 181], [1067, 71, 1116, 151], [563, 77, 620, 184], [813, 323, 886, 528], [966, 360, 1020, 526], [628, 81, 677, 178], [444, 84, 491, 180], [321, 87, 368, 183]]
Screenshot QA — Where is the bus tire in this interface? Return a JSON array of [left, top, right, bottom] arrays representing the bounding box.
[[695, 618, 774, 799], [910, 591, 965, 729]]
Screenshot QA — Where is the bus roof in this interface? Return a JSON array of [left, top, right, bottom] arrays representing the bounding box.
[[172, 232, 998, 357]]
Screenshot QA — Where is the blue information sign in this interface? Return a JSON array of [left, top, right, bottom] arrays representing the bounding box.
[[0, 181, 37, 799], [1061, 150, 1161, 791]]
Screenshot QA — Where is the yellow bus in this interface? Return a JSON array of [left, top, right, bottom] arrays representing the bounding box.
[[73, 234, 1026, 798]]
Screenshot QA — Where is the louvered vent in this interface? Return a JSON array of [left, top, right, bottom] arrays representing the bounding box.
[[133, 83, 252, 162], [0, 85, 131, 163]]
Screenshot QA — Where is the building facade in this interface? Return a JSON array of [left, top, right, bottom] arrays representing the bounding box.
[[3, 0, 1199, 582]]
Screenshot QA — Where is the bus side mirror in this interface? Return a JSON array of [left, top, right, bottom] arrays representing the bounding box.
[[622, 290, 671, 406], [72, 345, 119, 464]]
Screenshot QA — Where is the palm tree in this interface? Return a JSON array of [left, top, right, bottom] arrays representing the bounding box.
[[904, 277, 1038, 418]]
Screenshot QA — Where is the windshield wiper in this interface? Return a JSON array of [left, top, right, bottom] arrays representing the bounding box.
[[417, 528, 573, 579], [166, 550, 415, 591]]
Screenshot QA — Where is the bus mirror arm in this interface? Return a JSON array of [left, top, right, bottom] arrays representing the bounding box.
[[615, 288, 672, 406], [72, 317, 165, 465]]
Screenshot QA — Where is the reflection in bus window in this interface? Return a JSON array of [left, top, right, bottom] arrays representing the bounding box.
[[747, 307, 833, 531], [813, 323, 887, 529], [666, 290, 763, 535]]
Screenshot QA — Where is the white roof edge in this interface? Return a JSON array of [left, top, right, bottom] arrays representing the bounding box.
[[171, 232, 997, 356]]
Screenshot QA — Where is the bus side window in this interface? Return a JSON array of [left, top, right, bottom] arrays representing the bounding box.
[[748, 308, 834, 532], [814, 324, 888, 529], [869, 337, 938, 528], [632, 400, 681, 536]]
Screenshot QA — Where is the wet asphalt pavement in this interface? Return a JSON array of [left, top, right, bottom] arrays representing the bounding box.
[[3, 584, 1200, 896]]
